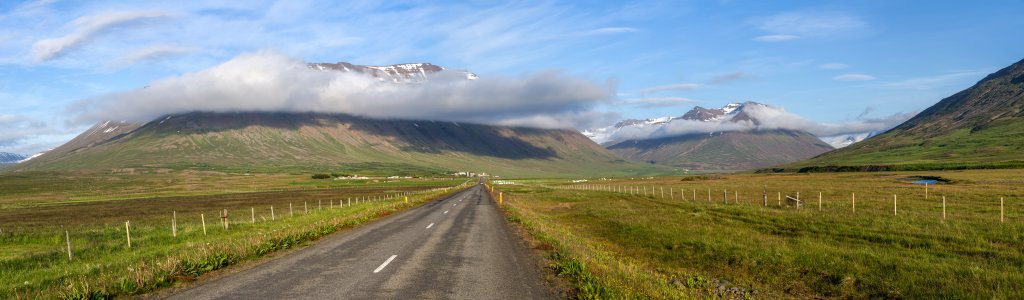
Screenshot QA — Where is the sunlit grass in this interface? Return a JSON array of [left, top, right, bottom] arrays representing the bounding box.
[[0, 176, 470, 299], [492, 169, 1024, 298]]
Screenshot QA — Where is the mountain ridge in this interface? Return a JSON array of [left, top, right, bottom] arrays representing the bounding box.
[[781, 57, 1024, 171], [15, 111, 667, 177]]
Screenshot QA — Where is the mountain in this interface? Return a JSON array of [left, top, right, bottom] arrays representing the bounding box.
[[588, 102, 834, 171], [786, 57, 1024, 171], [14, 112, 665, 177], [13, 61, 665, 177], [0, 152, 26, 165], [308, 62, 478, 82], [608, 130, 833, 171]]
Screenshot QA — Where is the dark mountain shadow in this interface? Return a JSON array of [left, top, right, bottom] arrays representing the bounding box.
[[133, 111, 561, 160]]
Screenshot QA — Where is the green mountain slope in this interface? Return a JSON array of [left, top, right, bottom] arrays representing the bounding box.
[[607, 129, 833, 171], [783, 57, 1024, 171], [14, 112, 669, 177]]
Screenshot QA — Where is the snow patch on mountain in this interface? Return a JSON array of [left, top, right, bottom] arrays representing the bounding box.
[[308, 62, 479, 83]]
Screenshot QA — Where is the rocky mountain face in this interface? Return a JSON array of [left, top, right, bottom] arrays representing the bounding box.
[[787, 57, 1024, 171]]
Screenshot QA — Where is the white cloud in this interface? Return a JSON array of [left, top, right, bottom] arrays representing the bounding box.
[[70, 51, 613, 129], [619, 97, 697, 108], [709, 72, 749, 84], [879, 71, 984, 90], [754, 34, 801, 42], [638, 83, 704, 94], [0, 114, 79, 154], [834, 73, 875, 81], [31, 10, 175, 61], [752, 12, 866, 41], [583, 27, 638, 35], [111, 44, 200, 68], [818, 63, 850, 69]]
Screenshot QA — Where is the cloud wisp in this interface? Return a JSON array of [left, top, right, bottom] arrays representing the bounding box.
[[754, 34, 801, 42], [818, 62, 850, 69], [752, 11, 866, 42], [31, 10, 175, 61], [111, 45, 199, 68], [70, 51, 613, 129], [834, 73, 876, 81], [638, 83, 704, 94], [619, 97, 697, 108]]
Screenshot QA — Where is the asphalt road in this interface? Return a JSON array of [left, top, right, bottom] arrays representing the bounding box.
[[166, 184, 550, 300]]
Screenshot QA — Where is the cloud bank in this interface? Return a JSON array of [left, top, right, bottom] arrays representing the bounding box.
[[602, 104, 913, 143], [70, 51, 613, 129]]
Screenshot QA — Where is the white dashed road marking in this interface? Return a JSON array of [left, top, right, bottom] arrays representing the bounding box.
[[373, 255, 398, 273]]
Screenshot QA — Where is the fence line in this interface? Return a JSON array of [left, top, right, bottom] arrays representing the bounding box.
[[554, 183, 1014, 224]]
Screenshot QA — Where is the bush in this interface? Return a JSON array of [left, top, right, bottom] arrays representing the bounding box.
[[311, 174, 331, 179]]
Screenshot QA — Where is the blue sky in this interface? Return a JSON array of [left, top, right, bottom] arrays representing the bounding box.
[[1, 0, 1023, 154]]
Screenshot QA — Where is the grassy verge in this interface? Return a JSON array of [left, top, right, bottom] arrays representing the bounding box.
[[488, 169, 1024, 299], [1, 183, 470, 299]]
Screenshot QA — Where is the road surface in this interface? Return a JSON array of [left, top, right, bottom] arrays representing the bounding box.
[[167, 184, 550, 299]]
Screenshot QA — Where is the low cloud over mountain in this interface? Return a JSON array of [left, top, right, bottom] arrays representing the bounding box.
[[70, 51, 615, 129]]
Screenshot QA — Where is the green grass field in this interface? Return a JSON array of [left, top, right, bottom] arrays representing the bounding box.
[[490, 169, 1024, 299], [0, 171, 470, 298]]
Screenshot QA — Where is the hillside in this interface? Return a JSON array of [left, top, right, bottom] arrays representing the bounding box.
[[607, 129, 833, 171], [13, 112, 666, 177], [783, 57, 1024, 171], [589, 102, 834, 171]]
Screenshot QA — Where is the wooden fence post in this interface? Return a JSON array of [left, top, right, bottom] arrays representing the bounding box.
[[1001, 197, 1005, 223], [942, 196, 946, 220], [223, 209, 230, 229], [172, 211, 177, 238], [763, 186, 767, 207], [852, 193, 856, 214], [819, 192, 822, 211], [893, 194, 897, 216], [201, 214, 207, 235], [724, 189, 727, 204], [271, 206, 275, 221], [290, 203, 293, 217], [778, 192, 781, 207], [125, 221, 132, 249], [304, 202, 308, 214], [925, 182, 929, 199], [65, 230, 72, 260], [251, 207, 255, 224]]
